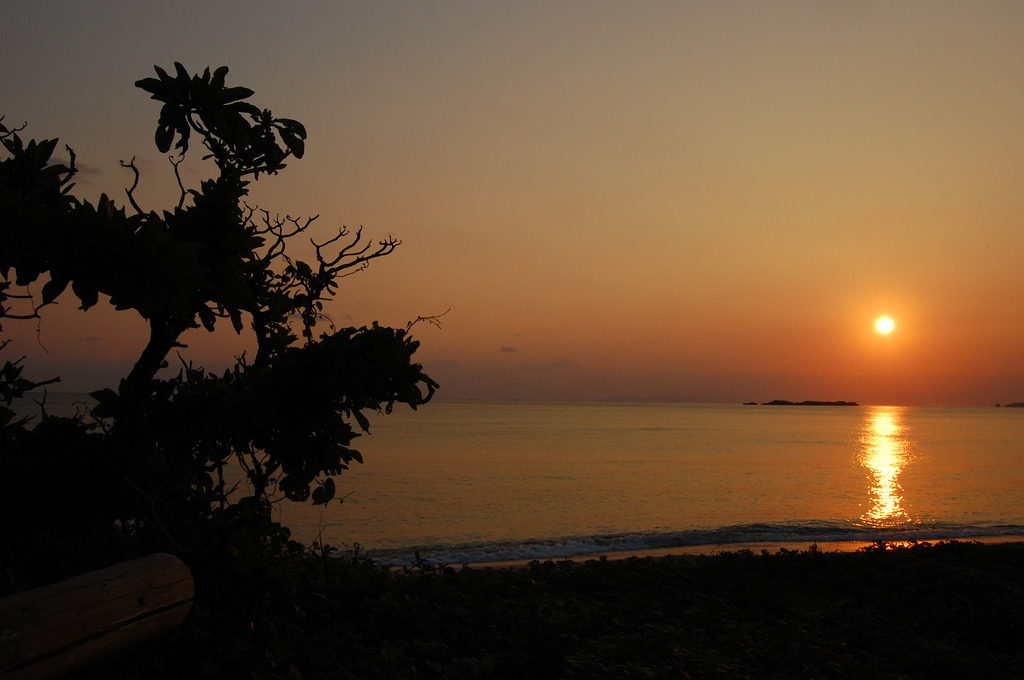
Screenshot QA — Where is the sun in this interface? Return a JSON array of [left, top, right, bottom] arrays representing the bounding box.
[[875, 316, 895, 335]]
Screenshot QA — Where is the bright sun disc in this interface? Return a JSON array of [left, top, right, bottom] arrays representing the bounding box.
[[875, 317, 895, 334]]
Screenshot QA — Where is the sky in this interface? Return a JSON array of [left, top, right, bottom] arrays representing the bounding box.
[[4, 1, 1024, 406]]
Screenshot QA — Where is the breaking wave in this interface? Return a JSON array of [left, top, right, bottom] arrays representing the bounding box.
[[365, 520, 1024, 566]]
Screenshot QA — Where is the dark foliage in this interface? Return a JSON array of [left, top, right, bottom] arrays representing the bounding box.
[[0, 64, 437, 595], [75, 541, 1024, 679]]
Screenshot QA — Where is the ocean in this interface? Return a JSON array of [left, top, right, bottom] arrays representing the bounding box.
[[12, 397, 1024, 565]]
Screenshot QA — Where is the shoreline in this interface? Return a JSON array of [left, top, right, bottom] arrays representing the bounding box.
[[464, 533, 1024, 569]]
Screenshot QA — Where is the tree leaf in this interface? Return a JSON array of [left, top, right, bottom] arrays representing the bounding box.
[[279, 128, 305, 159], [311, 477, 336, 506], [71, 279, 99, 310], [198, 306, 216, 332], [41, 276, 69, 304]]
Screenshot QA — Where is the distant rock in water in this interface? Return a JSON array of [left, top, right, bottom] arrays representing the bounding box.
[[759, 400, 859, 406], [1004, 402, 1024, 408]]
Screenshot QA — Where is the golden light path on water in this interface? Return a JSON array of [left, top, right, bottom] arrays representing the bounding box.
[[859, 406, 914, 526]]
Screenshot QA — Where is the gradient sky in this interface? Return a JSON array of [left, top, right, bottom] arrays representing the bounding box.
[[4, 1, 1024, 405]]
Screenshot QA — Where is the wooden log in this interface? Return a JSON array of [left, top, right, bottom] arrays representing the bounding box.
[[0, 553, 193, 680]]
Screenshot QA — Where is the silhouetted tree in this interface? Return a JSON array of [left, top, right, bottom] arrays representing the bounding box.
[[0, 64, 438, 589]]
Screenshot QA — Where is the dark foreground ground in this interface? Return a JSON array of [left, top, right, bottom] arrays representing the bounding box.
[[86, 540, 1024, 679]]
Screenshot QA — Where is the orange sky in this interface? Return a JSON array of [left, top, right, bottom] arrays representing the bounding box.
[[4, 2, 1024, 405]]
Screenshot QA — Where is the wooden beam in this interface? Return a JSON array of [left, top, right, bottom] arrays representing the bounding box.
[[0, 553, 193, 679]]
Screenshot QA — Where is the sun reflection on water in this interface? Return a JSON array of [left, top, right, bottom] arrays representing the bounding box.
[[859, 406, 914, 526]]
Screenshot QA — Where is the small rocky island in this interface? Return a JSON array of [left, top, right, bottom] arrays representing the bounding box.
[[751, 400, 859, 406]]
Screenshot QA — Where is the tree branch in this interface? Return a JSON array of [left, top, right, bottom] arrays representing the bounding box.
[[406, 308, 451, 331], [61, 144, 78, 194], [120, 157, 145, 214], [171, 156, 187, 209]]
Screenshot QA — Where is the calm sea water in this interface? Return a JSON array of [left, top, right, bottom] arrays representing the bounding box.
[[13, 397, 1024, 565], [299, 401, 1024, 564]]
